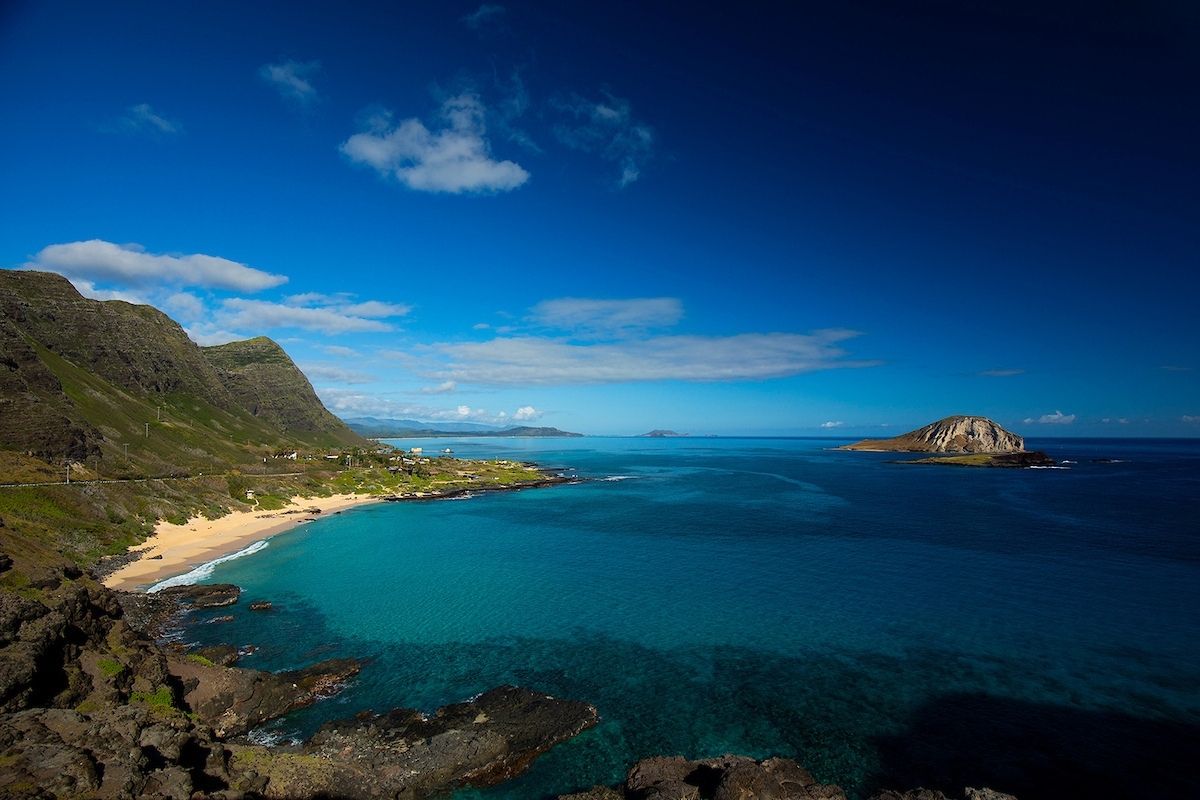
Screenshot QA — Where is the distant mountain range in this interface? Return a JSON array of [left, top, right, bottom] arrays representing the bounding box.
[[343, 417, 582, 438], [0, 270, 365, 475]]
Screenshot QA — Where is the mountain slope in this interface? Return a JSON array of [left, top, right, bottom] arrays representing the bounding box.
[[841, 415, 1024, 453], [0, 270, 363, 474], [204, 338, 365, 447]]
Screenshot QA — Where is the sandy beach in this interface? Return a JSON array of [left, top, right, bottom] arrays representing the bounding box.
[[102, 493, 383, 592]]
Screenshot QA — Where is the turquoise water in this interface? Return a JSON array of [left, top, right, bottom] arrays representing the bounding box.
[[177, 437, 1200, 798]]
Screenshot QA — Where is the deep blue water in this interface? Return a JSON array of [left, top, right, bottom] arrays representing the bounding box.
[[174, 437, 1200, 799]]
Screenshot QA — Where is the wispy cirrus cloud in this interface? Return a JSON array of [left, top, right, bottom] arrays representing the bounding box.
[[259, 60, 321, 107], [462, 4, 505, 31], [317, 387, 530, 425], [529, 297, 683, 338], [341, 94, 529, 193], [551, 91, 654, 187], [979, 368, 1024, 377], [426, 328, 876, 386], [820, 421, 844, 428], [215, 297, 406, 335], [28, 240, 286, 292], [301, 364, 375, 384], [110, 103, 182, 135], [419, 380, 457, 395]]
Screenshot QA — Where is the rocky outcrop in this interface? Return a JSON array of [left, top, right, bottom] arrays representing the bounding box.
[[117, 583, 242, 639], [0, 567, 600, 799], [872, 790, 1017, 800], [842, 416, 1024, 454], [558, 757, 1018, 800], [168, 656, 362, 738], [230, 685, 599, 798], [560, 755, 846, 800]]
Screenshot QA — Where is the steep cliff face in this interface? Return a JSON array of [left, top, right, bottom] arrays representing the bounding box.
[[203, 337, 365, 447], [842, 416, 1024, 453], [0, 271, 234, 404]]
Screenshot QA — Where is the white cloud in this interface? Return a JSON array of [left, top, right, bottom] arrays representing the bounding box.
[[473, 322, 492, 330], [514, 405, 540, 421], [1162, 365, 1193, 372], [419, 381, 457, 395], [425, 328, 876, 385], [979, 368, 1024, 377], [216, 298, 401, 335], [1024, 410, 1076, 425], [320, 345, 360, 357], [259, 60, 320, 106], [1100, 417, 1130, 424], [162, 291, 206, 323], [340, 94, 529, 194], [462, 4, 505, 30], [114, 103, 182, 135], [552, 91, 654, 186], [1183, 415, 1199, 423], [301, 364, 374, 384], [820, 421, 844, 428], [529, 297, 682, 338], [29, 240, 286, 292]]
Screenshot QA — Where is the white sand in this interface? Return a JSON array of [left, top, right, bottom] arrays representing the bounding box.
[[102, 493, 382, 591]]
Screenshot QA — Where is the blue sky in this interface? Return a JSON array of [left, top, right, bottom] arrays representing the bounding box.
[[1, 1, 1197, 436]]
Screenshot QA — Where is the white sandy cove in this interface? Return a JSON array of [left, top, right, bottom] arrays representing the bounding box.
[[102, 493, 382, 592]]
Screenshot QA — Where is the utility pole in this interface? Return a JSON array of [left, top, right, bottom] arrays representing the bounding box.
[[64, 462, 70, 485], [144, 422, 149, 438], [124, 443, 129, 462], [157, 406, 162, 421]]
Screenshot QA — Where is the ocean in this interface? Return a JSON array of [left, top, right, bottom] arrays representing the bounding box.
[[172, 437, 1200, 799]]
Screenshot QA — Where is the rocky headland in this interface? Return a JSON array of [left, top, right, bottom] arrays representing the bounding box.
[[0, 558, 600, 798]]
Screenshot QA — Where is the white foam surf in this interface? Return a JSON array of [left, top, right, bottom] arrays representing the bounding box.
[[147, 539, 270, 593]]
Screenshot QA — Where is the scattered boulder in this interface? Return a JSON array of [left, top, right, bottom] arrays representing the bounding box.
[[248, 600, 273, 611], [193, 644, 239, 667], [160, 583, 241, 608]]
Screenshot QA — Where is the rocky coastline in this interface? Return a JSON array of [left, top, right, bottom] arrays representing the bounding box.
[[0, 552, 1022, 799]]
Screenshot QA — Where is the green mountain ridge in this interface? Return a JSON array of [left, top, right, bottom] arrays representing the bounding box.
[[0, 270, 365, 477]]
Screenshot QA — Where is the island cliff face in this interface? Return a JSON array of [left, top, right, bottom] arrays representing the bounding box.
[[841, 416, 1024, 454]]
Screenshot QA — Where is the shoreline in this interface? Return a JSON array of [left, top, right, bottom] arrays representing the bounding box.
[[101, 475, 578, 593], [102, 493, 383, 592]]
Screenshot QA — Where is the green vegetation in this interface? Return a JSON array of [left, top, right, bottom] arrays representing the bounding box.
[[129, 686, 176, 712], [96, 657, 125, 677], [186, 654, 216, 667]]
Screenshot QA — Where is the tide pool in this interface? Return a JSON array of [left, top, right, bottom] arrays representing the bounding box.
[[178, 437, 1200, 799]]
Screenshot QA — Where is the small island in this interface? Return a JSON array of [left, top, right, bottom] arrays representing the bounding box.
[[840, 415, 1055, 468], [641, 429, 688, 437]]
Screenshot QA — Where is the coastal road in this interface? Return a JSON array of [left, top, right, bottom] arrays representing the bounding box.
[[0, 472, 307, 489]]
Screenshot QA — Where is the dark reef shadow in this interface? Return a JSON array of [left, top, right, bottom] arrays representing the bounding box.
[[868, 692, 1200, 799]]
